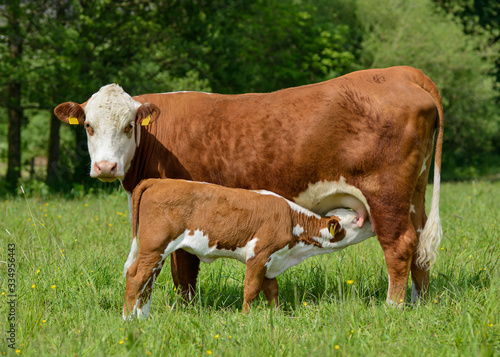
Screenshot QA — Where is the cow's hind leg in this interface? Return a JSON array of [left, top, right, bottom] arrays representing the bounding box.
[[410, 184, 430, 303], [371, 203, 418, 305]]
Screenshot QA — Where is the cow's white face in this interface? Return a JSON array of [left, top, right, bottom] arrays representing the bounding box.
[[84, 84, 141, 182], [54, 84, 159, 182]]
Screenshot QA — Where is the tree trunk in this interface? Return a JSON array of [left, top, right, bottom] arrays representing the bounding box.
[[6, 79, 22, 188], [5, 1, 23, 190], [47, 112, 61, 187]]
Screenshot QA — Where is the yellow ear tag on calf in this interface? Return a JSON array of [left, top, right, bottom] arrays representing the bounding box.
[[68, 117, 79, 125], [329, 225, 336, 237], [141, 115, 151, 126]]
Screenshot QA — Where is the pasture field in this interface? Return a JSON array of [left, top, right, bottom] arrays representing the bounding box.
[[0, 181, 499, 356]]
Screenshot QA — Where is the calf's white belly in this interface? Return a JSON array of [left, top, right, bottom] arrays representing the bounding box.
[[162, 229, 259, 264]]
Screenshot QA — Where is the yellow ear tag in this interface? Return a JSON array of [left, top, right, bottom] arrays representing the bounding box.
[[68, 117, 79, 125], [329, 225, 336, 237], [141, 115, 151, 126]]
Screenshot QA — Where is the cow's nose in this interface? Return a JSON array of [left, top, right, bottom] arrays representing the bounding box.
[[94, 161, 118, 176]]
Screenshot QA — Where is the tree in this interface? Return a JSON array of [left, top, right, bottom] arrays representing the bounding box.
[[2, 1, 25, 189]]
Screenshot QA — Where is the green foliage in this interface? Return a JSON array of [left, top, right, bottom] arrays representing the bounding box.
[[0, 182, 499, 355], [195, 0, 358, 93]]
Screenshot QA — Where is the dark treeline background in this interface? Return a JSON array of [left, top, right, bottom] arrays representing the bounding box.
[[1, 0, 499, 193]]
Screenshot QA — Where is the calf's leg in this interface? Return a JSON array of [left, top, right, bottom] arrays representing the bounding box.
[[123, 250, 166, 319], [242, 258, 268, 313]]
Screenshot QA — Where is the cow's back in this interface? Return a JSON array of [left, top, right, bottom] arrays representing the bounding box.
[[127, 66, 439, 209]]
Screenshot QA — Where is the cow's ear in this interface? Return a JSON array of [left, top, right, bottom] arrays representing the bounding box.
[[136, 103, 160, 126], [54, 102, 85, 125], [328, 218, 342, 237]]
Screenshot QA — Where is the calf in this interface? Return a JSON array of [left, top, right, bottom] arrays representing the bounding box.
[[123, 179, 374, 319]]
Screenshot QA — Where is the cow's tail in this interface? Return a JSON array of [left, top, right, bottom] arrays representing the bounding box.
[[415, 73, 444, 270]]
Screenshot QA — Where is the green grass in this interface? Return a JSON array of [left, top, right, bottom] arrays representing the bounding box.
[[0, 181, 499, 356]]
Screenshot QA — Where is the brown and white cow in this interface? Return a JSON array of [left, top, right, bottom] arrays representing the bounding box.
[[54, 66, 443, 305], [123, 178, 374, 319]]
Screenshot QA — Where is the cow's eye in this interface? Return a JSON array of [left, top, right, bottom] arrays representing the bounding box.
[[124, 123, 134, 134], [84, 122, 94, 136]]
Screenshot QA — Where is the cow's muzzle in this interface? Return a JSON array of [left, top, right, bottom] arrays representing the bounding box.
[[93, 161, 119, 182]]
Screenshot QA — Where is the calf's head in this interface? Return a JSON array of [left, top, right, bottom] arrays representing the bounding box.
[[54, 84, 160, 182]]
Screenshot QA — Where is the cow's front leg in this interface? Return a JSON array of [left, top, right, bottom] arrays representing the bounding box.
[[170, 250, 201, 301], [378, 225, 418, 305]]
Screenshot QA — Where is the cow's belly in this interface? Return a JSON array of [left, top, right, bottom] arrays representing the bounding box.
[[293, 176, 371, 217]]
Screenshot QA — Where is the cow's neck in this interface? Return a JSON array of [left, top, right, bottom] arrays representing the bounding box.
[[121, 126, 191, 193]]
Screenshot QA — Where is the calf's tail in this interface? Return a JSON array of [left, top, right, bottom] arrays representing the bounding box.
[[131, 179, 157, 240]]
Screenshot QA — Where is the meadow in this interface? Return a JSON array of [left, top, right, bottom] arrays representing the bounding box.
[[0, 181, 498, 356]]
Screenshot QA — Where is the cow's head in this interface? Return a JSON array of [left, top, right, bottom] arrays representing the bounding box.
[[54, 84, 160, 182]]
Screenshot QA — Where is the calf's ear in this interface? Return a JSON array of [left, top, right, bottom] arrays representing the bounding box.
[[136, 103, 161, 126], [328, 218, 342, 237], [54, 102, 85, 125]]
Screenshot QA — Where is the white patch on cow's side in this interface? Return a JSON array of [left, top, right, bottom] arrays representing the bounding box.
[[123, 238, 139, 277], [293, 224, 304, 236], [410, 204, 416, 214], [254, 190, 321, 219], [161, 229, 259, 265], [85, 84, 143, 180], [293, 177, 371, 218]]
